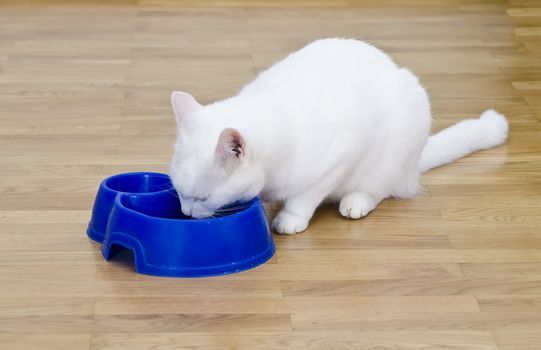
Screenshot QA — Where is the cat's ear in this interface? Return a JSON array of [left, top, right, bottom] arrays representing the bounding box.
[[170, 91, 201, 125], [216, 128, 245, 166]]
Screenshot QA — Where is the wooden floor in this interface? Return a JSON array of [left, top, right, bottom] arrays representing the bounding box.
[[1, 0, 541, 349]]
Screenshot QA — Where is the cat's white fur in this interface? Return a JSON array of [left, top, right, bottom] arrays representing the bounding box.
[[169, 38, 508, 234]]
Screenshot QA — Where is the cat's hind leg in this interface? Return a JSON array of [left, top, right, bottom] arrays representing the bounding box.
[[339, 191, 382, 219]]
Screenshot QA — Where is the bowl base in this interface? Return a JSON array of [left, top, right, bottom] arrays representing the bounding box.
[[103, 237, 275, 278], [86, 226, 105, 243]]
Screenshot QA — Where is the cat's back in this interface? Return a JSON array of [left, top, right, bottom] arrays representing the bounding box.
[[241, 38, 398, 94], [287, 38, 396, 71]]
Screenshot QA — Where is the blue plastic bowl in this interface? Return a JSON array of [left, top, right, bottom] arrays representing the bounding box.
[[88, 172, 275, 278]]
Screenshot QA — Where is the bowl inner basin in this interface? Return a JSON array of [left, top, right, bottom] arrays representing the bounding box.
[[120, 191, 257, 220], [105, 173, 172, 193]]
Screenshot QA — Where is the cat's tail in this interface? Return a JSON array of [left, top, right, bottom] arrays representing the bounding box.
[[418, 109, 508, 173]]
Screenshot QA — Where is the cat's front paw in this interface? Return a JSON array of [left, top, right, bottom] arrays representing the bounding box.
[[272, 211, 309, 235]]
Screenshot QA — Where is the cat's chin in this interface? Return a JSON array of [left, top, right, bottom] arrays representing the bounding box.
[[189, 208, 216, 219]]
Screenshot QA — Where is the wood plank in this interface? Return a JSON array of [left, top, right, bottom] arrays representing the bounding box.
[[477, 295, 541, 312], [94, 295, 479, 315], [493, 331, 541, 350], [96, 262, 463, 281], [89, 331, 498, 350], [276, 249, 541, 264], [291, 312, 541, 332], [0, 297, 95, 316], [0, 279, 282, 298], [281, 277, 541, 297], [0, 314, 291, 333], [0, 334, 90, 350], [461, 263, 541, 277]]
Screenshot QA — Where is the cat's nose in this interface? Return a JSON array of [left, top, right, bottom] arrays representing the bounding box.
[[181, 205, 192, 216], [180, 199, 193, 216]]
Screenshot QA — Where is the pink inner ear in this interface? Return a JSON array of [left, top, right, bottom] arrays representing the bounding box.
[[171, 91, 201, 123], [217, 128, 245, 160]]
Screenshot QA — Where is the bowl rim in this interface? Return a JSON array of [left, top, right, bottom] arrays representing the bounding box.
[[116, 193, 261, 223], [103, 171, 173, 194]]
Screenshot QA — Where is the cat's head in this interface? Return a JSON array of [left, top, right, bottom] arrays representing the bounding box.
[[169, 91, 264, 218]]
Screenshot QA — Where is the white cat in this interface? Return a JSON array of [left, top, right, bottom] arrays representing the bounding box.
[[169, 38, 508, 234]]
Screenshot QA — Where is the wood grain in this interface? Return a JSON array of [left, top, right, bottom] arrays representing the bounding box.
[[1, 0, 540, 349]]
